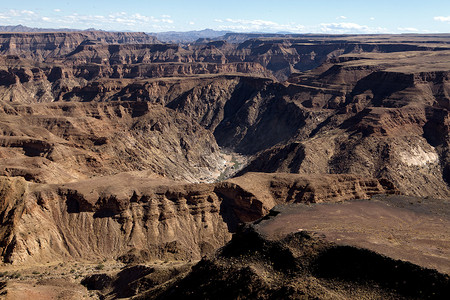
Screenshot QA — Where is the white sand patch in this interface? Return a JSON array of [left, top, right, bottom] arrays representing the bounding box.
[[399, 146, 438, 166]]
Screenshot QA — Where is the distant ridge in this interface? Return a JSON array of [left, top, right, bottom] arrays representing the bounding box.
[[0, 24, 96, 33], [0, 25, 231, 43], [149, 29, 232, 43]]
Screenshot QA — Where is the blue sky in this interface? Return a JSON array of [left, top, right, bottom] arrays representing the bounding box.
[[0, 0, 450, 33]]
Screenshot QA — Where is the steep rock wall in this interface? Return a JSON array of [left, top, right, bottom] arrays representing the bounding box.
[[0, 101, 223, 184], [0, 32, 158, 61], [0, 173, 396, 265]]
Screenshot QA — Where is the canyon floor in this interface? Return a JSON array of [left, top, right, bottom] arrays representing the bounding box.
[[0, 31, 450, 299]]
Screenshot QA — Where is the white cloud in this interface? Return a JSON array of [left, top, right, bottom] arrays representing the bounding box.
[[0, 9, 42, 22], [133, 13, 150, 21], [214, 18, 388, 34], [0, 11, 393, 34], [318, 22, 388, 34], [224, 18, 278, 26], [21, 10, 36, 16], [54, 9, 61, 12], [215, 18, 305, 32], [8, 10, 20, 17], [434, 16, 450, 22], [0, 10, 177, 31], [336, 16, 347, 20], [115, 18, 135, 25], [8, 9, 36, 17], [397, 27, 420, 32], [370, 17, 375, 20]]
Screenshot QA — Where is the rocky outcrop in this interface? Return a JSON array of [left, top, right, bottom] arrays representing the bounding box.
[[137, 225, 450, 299], [0, 172, 396, 265], [215, 172, 397, 228], [0, 32, 158, 61], [229, 52, 450, 198], [0, 101, 224, 183], [0, 177, 27, 262], [5, 177, 230, 265], [0, 56, 273, 104]]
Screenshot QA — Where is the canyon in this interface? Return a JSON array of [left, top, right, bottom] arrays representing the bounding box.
[[0, 31, 449, 299]]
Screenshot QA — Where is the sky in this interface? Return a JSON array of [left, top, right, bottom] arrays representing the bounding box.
[[0, 0, 450, 34]]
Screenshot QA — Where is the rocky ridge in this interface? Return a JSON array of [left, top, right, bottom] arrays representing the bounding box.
[[0, 32, 159, 61], [0, 100, 223, 183], [0, 172, 395, 265]]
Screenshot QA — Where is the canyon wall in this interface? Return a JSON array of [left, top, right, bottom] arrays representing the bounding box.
[[0, 172, 396, 265]]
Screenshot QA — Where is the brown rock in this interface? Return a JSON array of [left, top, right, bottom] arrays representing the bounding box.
[[0, 172, 396, 264]]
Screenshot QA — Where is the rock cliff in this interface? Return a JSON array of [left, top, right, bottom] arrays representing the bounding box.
[[0, 32, 158, 61], [0, 172, 395, 264], [0, 100, 223, 183]]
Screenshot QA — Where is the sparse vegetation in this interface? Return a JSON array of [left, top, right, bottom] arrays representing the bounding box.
[[216, 153, 247, 182]]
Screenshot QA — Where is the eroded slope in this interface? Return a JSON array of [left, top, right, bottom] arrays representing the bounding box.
[[0, 100, 224, 183], [0, 173, 395, 265]]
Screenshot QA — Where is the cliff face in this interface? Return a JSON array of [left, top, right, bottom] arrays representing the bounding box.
[[0, 101, 224, 183], [0, 56, 273, 105], [2, 33, 450, 82], [61, 39, 450, 81], [0, 175, 231, 264], [1, 52, 450, 197], [0, 32, 159, 61], [0, 173, 396, 265], [215, 172, 397, 228], [231, 52, 450, 198]]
